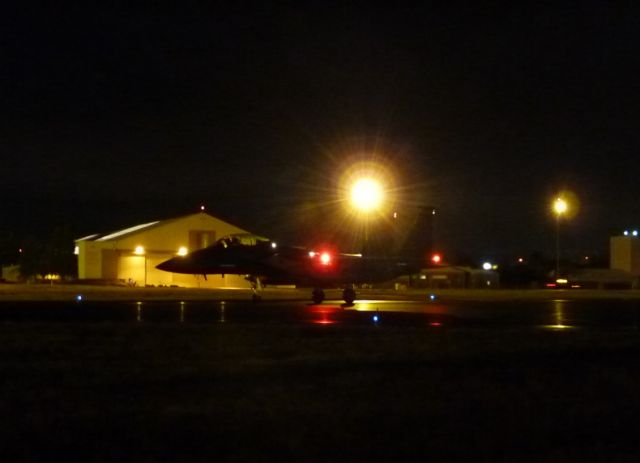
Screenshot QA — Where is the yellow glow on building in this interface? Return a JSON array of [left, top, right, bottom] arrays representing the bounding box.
[[75, 212, 253, 289], [177, 246, 188, 256]]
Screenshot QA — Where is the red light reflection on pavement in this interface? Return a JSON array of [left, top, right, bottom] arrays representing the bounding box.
[[308, 304, 342, 325]]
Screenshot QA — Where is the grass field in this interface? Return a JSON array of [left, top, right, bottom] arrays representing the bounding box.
[[1, 319, 640, 461]]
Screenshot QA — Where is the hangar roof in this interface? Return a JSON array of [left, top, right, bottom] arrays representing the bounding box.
[[75, 212, 222, 243]]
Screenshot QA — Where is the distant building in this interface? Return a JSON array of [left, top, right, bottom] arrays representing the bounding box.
[[567, 268, 637, 289], [1, 264, 21, 283], [75, 212, 251, 288], [610, 233, 640, 275], [395, 266, 500, 289]]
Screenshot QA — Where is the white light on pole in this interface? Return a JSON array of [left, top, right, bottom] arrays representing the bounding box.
[[350, 177, 384, 213]]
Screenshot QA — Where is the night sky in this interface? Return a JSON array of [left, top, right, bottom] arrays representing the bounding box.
[[2, 3, 639, 262]]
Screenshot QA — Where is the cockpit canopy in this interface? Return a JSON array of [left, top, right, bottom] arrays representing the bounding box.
[[216, 233, 273, 248]]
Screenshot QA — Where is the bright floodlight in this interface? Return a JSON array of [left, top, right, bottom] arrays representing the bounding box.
[[554, 197, 568, 215], [350, 177, 384, 212]]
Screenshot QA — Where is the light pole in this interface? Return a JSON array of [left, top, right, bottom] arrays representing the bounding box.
[[553, 197, 568, 278]]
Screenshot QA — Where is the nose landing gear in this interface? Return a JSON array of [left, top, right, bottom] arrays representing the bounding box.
[[312, 288, 325, 304], [247, 276, 263, 302]]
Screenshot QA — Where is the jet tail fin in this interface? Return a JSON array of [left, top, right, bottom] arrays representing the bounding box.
[[357, 205, 435, 267], [394, 206, 436, 267]]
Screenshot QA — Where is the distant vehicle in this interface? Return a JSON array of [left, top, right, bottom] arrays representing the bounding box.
[[546, 278, 581, 289], [157, 207, 435, 304]]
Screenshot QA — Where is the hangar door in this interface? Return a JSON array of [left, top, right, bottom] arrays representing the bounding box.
[[118, 256, 146, 286]]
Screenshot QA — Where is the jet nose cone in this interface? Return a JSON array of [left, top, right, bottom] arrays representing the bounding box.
[[156, 257, 181, 272]]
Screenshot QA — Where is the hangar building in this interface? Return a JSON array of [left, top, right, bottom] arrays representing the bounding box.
[[610, 232, 640, 275], [75, 212, 251, 288]]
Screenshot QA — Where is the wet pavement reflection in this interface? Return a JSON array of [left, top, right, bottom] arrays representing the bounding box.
[[0, 297, 640, 329]]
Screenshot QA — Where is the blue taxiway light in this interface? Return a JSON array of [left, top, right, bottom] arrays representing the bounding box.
[[429, 294, 437, 301], [75, 295, 83, 302]]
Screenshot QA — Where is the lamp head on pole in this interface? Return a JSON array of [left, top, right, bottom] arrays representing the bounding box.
[[553, 197, 568, 216], [350, 177, 384, 213]]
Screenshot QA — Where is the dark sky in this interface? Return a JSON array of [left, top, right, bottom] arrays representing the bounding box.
[[2, 3, 639, 262]]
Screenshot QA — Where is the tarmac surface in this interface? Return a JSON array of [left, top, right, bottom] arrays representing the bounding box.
[[3, 283, 640, 301], [1, 296, 640, 329], [3, 287, 640, 461]]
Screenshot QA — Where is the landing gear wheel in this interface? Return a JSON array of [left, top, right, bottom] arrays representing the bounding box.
[[312, 288, 325, 304], [248, 275, 263, 302], [342, 287, 356, 305]]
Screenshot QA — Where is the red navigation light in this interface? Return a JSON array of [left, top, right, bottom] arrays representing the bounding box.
[[431, 253, 442, 264], [308, 246, 337, 271], [319, 251, 332, 266]]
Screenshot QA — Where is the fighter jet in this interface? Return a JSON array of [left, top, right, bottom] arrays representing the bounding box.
[[156, 206, 435, 304]]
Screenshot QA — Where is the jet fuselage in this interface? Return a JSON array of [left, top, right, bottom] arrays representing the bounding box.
[[156, 237, 418, 287]]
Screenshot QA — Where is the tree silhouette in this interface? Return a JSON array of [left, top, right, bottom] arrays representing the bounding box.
[[18, 226, 77, 279]]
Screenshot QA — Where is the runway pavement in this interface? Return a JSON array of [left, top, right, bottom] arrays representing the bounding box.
[[1, 296, 640, 329]]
